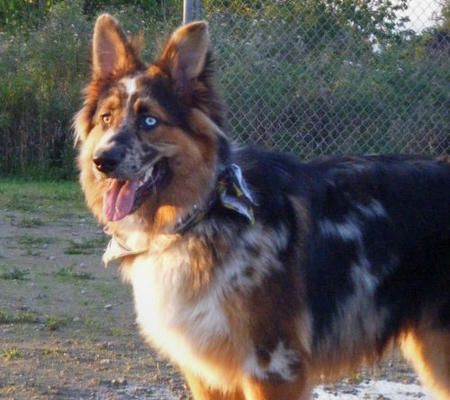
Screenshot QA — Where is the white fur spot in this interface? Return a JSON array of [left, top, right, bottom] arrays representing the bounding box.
[[218, 223, 285, 293], [319, 199, 388, 242], [314, 201, 393, 358], [244, 342, 299, 382], [356, 199, 388, 219], [314, 256, 386, 360], [319, 218, 362, 242], [351, 262, 378, 293], [269, 342, 300, 381], [121, 77, 137, 99]]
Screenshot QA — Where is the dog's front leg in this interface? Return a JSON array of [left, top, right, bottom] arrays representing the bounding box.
[[242, 376, 312, 400], [183, 369, 245, 400]]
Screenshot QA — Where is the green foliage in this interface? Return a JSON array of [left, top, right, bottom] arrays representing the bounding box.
[[0, 0, 178, 33], [204, 0, 408, 48], [0, 0, 56, 32], [81, 0, 178, 23], [0, 1, 90, 178], [0, 0, 448, 178], [207, 1, 448, 157], [0, 1, 178, 179], [435, 0, 450, 30]]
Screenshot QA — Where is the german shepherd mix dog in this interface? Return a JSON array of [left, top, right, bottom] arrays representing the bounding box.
[[75, 14, 450, 400]]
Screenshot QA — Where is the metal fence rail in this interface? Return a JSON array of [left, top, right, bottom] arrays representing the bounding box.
[[186, 0, 449, 159]]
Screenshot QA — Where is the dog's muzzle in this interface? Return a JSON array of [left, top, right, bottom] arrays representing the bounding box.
[[93, 146, 126, 174]]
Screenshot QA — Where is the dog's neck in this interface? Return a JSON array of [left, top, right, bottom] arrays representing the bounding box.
[[102, 163, 255, 265], [172, 163, 256, 234]]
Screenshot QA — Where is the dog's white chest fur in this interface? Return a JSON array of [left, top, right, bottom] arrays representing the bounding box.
[[126, 225, 287, 387], [128, 236, 233, 386]]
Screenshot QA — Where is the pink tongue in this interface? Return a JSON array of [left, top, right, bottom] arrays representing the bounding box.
[[103, 179, 139, 221]]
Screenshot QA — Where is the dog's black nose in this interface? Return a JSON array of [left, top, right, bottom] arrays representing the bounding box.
[[93, 147, 125, 173]]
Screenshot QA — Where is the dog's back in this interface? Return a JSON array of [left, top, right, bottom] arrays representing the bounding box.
[[238, 149, 450, 388]]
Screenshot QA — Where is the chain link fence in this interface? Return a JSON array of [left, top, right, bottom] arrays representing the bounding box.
[[0, 1, 448, 177], [188, 0, 449, 159]]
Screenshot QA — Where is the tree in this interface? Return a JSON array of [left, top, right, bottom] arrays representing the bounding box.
[[204, 0, 409, 49]]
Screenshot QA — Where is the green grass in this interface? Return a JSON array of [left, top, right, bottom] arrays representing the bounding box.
[[0, 267, 29, 281], [54, 265, 94, 281], [91, 281, 129, 300], [17, 217, 45, 228], [45, 316, 67, 331], [82, 318, 103, 330], [23, 248, 42, 256], [2, 347, 23, 361], [17, 234, 55, 247], [64, 237, 107, 255], [41, 348, 65, 357], [108, 326, 127, 337], [0, 179, 87, 217], [0, 310, 39, 324], [0, 309, 70, 331]]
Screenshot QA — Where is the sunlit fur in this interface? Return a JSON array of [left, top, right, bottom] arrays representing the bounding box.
[[75, 14, 450, 400]]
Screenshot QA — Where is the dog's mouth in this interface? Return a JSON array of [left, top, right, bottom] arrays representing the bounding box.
[[103, 159, 168, 222]]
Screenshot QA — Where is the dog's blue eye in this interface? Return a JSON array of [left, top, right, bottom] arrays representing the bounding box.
[[142, 116, 158, 129]]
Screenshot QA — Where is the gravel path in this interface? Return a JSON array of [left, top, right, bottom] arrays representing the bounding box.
[[0, 181, 432, 399]]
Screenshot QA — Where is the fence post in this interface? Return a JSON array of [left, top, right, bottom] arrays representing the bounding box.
[[195, 0, 202, 20], [183, 0, 193, 24], [183, 0, 202, 23]]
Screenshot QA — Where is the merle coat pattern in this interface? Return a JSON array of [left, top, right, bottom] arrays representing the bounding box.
[[75, 14, 450, 400]]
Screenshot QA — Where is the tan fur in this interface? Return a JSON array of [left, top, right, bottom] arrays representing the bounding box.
[[139, 123, 217, 232], [92, 14, 143, 79], [184, 370, 245, 400], [133, 97, 171, 122], [401, 328, 450, 399], [159, 21, 209, 83], [77, 123, 109, 223], [77, 54, 219, 230]]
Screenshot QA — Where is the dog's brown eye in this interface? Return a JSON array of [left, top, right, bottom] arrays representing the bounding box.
[[101, 113, 112, 125]]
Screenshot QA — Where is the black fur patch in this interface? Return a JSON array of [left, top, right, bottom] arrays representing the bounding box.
[[228, 150, 450, 347]]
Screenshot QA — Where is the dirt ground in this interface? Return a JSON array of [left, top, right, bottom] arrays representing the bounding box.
[[0, 180, 434, 399]]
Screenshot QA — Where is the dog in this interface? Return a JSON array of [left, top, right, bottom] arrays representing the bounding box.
[[74, 14, 450, 400]]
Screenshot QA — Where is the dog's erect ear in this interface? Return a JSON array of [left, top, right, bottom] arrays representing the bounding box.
[[157, 21, 210, 92], [92, 14, 142, 79], [156, 21, 224, 128]]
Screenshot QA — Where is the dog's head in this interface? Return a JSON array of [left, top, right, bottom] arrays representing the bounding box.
[[75, 15, 229, 232]]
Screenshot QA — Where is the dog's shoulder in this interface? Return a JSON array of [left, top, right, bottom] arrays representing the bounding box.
[[231, 149, 449, 252]]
